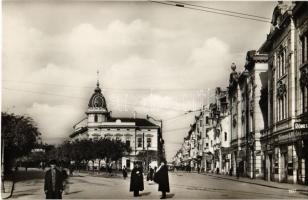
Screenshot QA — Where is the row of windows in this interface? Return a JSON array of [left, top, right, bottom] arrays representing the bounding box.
[[300, 32, 308, 114], [277, 49, 286, 79], [301, 87, 308, 113], [300, 32, 308, 64], [137, 137, 152, 148], [277, 95, 288, 121], [276, 48, 288, 122], [91, 136, 152, 148]]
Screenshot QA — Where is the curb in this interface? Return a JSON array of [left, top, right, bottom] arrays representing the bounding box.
[[203, 173, 308, 192]]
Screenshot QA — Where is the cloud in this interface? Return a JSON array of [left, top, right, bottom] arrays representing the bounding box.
[[2, 4, 245, 160], [185, 37, 232, 88], [26, 103, 83, 144]]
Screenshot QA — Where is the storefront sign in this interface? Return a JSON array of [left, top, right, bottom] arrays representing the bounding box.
[[278, 133, 292, 142], [294, 122, 308, 130]]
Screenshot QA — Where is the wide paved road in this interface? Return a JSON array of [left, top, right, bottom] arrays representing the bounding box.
[[10, 171, 308, 199]]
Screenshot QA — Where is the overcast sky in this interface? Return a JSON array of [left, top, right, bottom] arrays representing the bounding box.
[[2, 0, 276, 160]]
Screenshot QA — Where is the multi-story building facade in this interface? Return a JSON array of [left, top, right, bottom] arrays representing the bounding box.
[[214, 88, 231, 175], [259, 1, 308, 185], [294, 1, 308, 185], [228, 50, 268, 179], [228, 63, 247, 177], [70, 81, 160, 170], [174, 2, 307, 185]]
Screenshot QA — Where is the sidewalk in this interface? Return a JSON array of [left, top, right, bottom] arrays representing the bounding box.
[[202, 172, 308, 192]]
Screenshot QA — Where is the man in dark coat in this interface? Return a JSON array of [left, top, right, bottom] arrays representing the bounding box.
[[122, 166, 128, 179], [44, 160, 64, 199], [154, 160, 170, 199], [129, 163, 144, 197]]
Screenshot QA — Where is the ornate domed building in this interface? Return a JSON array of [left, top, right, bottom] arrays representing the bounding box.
[[70, 80, 160, 170]]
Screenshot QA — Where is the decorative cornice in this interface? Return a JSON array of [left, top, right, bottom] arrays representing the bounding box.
[[253, 54, 269, 63]]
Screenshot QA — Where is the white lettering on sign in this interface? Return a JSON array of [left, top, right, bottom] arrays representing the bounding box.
[[294, 122, 308, 129]]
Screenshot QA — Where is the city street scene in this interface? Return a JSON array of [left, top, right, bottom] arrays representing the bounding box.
[[2, 0, 308, 199]]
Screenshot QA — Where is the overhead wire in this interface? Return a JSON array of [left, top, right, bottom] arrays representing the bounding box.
[[150, 1, 271, 23], [2, 79, 212, 93], [169, 1, 271, 20], [2, 87, 191, 112]]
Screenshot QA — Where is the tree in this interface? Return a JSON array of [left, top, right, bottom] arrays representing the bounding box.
[[136, 150, 158, 169], [1, 112, 41, 176]]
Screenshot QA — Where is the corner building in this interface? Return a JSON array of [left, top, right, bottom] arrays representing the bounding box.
[[70, 81, 160, 170]]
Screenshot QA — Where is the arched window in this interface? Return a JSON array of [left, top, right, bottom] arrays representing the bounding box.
[[94, 114, 98, 122]]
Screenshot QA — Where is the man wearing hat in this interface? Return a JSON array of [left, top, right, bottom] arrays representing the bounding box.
[[44, 160, 64, 199], [154, 160, 170, 199], [129, 162, 144, 197]]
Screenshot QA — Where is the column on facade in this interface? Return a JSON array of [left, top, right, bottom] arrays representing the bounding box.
[[290, 17, 296, 125], [254, 59, 268, 178], [278, 147, 282, 182], [293, 144, 298, 184], [237, 84, 242, 164]]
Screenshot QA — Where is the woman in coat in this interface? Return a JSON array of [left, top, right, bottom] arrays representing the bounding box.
[[129, 163, 144, 197], [154, 160, 170, 199]]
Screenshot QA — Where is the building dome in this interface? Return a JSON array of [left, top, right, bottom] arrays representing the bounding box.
[[88, 81, 107, 109]]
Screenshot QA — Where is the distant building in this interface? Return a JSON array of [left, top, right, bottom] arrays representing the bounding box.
[[70, 80, 160, 170]]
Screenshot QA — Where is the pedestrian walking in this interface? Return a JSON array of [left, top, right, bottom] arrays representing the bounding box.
[[60, 166, 69, 195], [154, 160, 170, 199], [108, 163, 113, 176], [44, 160, 64, 199], [230, 166, 233, 176], [148, 166, 154, 181], [122, 166, 128, 179], [129, 162, 144, 197]]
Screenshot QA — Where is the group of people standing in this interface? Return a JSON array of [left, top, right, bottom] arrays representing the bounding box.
[[128, 160, 170, 199], [44, 159, 170, 199]]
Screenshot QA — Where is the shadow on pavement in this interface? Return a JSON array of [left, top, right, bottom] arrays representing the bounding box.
[[11, 188, 41, 198], [166, 193, 175, 198], [140, 192, 151, 196], [65, 190, 83, 195]]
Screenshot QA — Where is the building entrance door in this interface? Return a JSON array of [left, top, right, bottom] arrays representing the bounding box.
[[269, 154, 274, 181], [282, 152, 288, 183]]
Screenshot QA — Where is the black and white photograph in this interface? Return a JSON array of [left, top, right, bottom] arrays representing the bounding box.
[[1, 0, 308, 199]]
